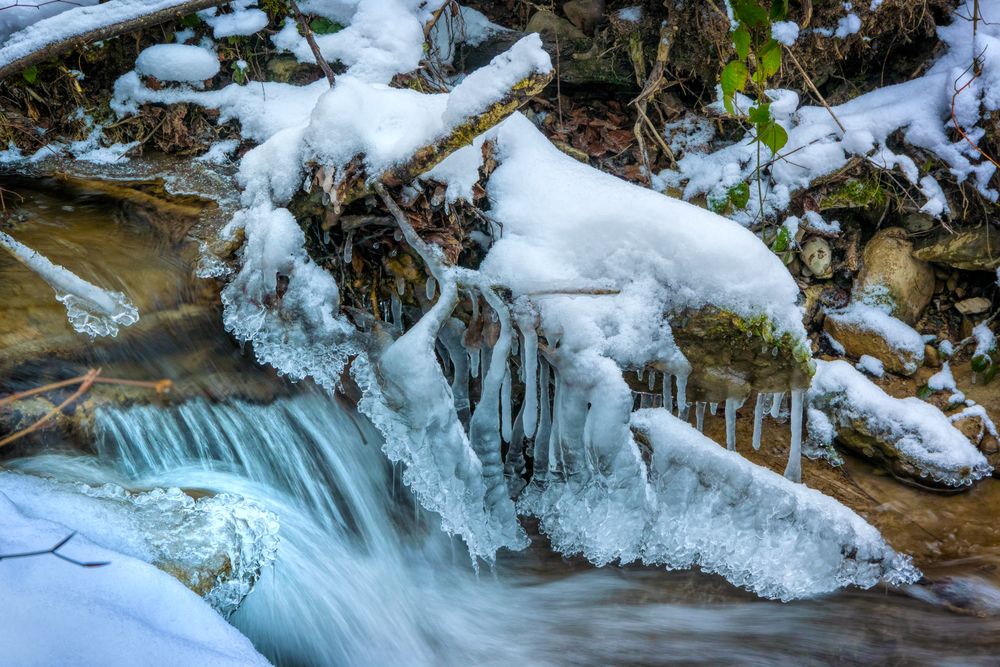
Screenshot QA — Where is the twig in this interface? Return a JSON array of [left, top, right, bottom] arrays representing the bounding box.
[[0, 368, 99, 448], [0, 531, 110, 568], [0, 374, 172, 408], [423, 0, 455, 42], [784, 45, 846, 134], [288, 0, 335, 86]]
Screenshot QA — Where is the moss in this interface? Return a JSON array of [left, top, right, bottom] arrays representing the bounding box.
[[819, 177, 887, 210]]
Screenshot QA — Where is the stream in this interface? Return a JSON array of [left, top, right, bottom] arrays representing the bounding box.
[[3, 178, 1000, 666]]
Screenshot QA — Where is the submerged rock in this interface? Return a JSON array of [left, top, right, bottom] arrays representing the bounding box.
[[807, 360, 991, 488], [0, 471, 278, 617], [855, 227, 934, 324]]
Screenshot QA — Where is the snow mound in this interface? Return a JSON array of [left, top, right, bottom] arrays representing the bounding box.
[[632, 408, 920, 601], [136, 44, 220, 83]]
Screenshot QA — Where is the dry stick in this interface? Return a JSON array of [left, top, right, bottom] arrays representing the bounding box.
[[288, 0, 336, 86], [0, 0, 230, 80], [0, 374, 172, 408], [423, 0, 455, 41], [0, 369, 99, 448], [784, 46, 846, 134]]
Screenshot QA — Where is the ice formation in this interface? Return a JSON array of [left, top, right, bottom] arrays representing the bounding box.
[[0, 479, 271, 667], [0, 471, 278, 617], [809, 360, 991, 486], [0, 230, 139, 338], [90, 0, 926, 599]]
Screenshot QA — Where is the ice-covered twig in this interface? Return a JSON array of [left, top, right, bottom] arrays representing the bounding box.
[[0, 230, 139, 338]]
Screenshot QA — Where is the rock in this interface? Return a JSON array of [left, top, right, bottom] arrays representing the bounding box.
[[955, 297, 991, 316], [902, 212, 936, 235], [913, 225, 1000, 272], [854, 227, 935, 324], [800, 237, 833, 279], [526, 9, 588, 44], [924, 344, 941, 369], [266, 55, 312, 83], [563, 0, 605, 34], [823, 303, 925, 376]]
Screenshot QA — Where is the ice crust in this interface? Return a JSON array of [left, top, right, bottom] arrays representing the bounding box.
[[0, 476, 272, 667], [0, 230, 139, 338], [632, 409, 920, 601]]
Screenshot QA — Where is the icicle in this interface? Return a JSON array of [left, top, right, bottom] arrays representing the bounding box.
[[390, 292, 402, 327], [469, 348, 480, 379], [441, 318, 471, 427], [676, 370, 689, 420], [709, 402, 718, 416], [504, 401, 527, 497], [770, 391, 785, 419], [501, 364, 513, 443], [425, 275, 437, 300], [647, 370, 656, 391], [522, 326, 539, 438], [784, 390, 804, 482], [640, 393, 652, 409], [752, 392, 766, 451], [725, 398, 737, 451], [343, 232, 354, 263], [695, 402, 706, 432], [532, 359, 552, 484], [662, 373, 673, 413]]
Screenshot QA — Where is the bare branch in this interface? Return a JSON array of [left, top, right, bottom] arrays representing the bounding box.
[[0, 531, 110, 567], [287, 0, 335, 86]]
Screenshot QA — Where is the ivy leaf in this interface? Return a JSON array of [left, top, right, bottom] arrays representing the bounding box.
[[757, 119, 788, 154], [21, 65, 38, 84], [759, 38, 782, 78], [732, 0, 768, 28], [748, 103, 771, 124], [770, 0, 789, 21], [732, 26, 751, 61], [728, 182, 750, 209]]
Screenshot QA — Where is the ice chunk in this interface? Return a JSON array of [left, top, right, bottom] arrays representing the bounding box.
[[0, 230, 138, 338], [632, 408, 920, 601]]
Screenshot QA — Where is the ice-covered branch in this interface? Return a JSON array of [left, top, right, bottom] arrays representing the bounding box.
[[0, 230, 138, 338]]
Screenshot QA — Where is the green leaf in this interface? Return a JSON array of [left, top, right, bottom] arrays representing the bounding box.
[[728, 182, 750, 209], [972, 354, 992, 372], [179, 13, 201, 28], [772, 226, 790, 252], [21, 65, 38, 84], [770, 0, 789, 21], [916, 384, 933, 400], [309, 17, 344, 34], [732, 26, 751, 61], [732, 0, 768, 27], [757, 119, 788, 154], [721, 60, 749, 96], [748, 103, 770, 124], [759, 38, 782, 77]]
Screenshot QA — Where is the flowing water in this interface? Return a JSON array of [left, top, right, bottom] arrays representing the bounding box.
[[4, 179, 1000, 666]]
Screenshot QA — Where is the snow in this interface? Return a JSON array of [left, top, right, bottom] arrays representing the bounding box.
[[825, 302, 925, 374], [834, 13, 862, 39], [203, 5, 268, 39], [617, 6, 642, 23], [657, 0, 1000, 225], [973, 322, 996, 359], [136, 44, 220, 83], [0, 0, 99, 43], [631, 408, 920, 600], [0, 0, 216, 73], [928, 362, 957, 392], [856, 354, 884, 377], [771, 21, 799, 46], [809, 360, 991, 486], [0, 229, 139, 338], [0, 477, 271, 667]]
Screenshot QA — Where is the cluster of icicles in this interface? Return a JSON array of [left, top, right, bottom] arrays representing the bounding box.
[[631, 373, 806, 483]]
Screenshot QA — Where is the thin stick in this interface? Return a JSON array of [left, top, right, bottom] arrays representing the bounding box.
[[784, 46, 846, 134], [423, 0, 455, 41], [288, 0, 336, 86], [0, 369, 99, 448]]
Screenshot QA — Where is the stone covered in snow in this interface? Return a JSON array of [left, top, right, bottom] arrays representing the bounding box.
[[824, 302, 925, 375], [136, 44, 220, 83]]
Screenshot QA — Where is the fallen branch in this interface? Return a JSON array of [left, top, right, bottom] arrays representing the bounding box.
[[0, 368, 99, 447], [288, 0, 336, 86], [0, 0, 230, 81], [334, 70, 552, 208]]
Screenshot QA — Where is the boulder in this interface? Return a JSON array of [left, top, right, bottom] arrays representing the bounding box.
[[855, 227, 934, 324], [913, 225, 1000, 272], [955, 297, 991, 316], [823, 303, 925, 376]]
